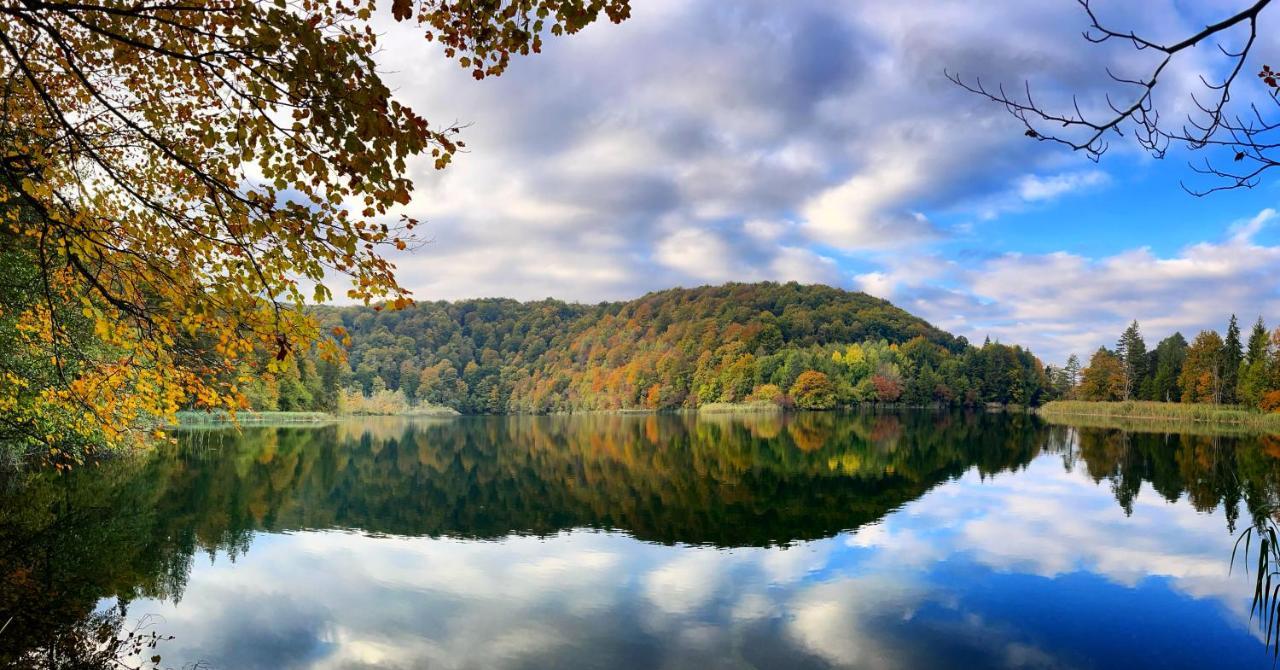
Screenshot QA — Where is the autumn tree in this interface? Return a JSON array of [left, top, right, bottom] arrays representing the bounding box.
[[1079, 348, 1124, 401], [0, 0, 630, 454], [1181, 331, 1227, 403], [790, 371, 837, 410], [747, 383, 783, 404]]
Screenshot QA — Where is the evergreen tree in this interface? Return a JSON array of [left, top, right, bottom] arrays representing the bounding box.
[[1138, 348, 1160, 399], [1222, 315, 1244, 404], [1241, 317, 1272, 407], [1149, 333, 1187, 402], [1064, 354, 1082, 391], [1115, 321, 1147, 400]]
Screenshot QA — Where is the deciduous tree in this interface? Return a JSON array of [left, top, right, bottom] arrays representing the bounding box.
[[1181, 331, 1227, 403], [790, 371, 837, 410], [1079, 348, 1124, 402], [0, 0, 630, 453]]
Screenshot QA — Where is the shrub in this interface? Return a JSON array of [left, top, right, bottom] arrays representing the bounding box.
[[789, 371, 837, 410], [747, 384, 783, 404], [871, 374, 902, 402]]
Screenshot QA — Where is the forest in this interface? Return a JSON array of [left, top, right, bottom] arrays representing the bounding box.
[[244, 282, 1056, 415], [1070, 316, 1280, 412]]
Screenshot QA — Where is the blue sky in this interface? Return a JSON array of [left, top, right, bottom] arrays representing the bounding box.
[[367, 0, 1280, 363]]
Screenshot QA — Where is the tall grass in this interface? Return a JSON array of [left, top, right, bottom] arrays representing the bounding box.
[[336, 387, 460, 417], [698, 401, 783, 414], [174, 410, 333, 426], [1038, 400, 1280, 433]]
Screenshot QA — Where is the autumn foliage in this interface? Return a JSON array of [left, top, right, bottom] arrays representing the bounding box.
[[0, 1, 628, 457], [790, 371, 836, 410], [1073, 317, 1280, 416], [288, 283, 1054, 414]]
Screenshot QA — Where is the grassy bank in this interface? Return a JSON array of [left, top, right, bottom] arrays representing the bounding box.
[[174, 410, 334, 426], [698, 401, 784, 414], [1037, 400, 1280, 434], [341, 404, 460, 418]]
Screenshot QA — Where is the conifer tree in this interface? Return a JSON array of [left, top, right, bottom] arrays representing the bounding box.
[[1150, 333, 1188, 403], [1064, 354, 1082, 389], [1115, 321, 1147, 400], [1223, 316, 1244, 404], [1241, 317, 1272, 407]]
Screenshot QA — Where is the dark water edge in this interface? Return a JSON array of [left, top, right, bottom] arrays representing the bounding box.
[[1, 410, 1278, 669]]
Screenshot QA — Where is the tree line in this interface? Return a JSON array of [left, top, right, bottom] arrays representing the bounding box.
[[1067, 316, 1280, 412], [240, 282, 1055, 414]]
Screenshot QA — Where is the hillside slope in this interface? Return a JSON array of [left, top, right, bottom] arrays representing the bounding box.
[[285, 282, 1050, 414]]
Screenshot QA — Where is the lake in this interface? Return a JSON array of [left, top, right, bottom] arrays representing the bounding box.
[[2, 411, 1277, 669]]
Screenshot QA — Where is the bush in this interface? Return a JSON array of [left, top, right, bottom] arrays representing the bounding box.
[[747, 384, 783, 404], [1261, 390, 1280, 414], [790, 371, 837, 410], [871, 374, 902, 402]]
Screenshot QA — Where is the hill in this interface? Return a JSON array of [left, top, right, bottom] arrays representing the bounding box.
[[256, 282, 1051, 414]]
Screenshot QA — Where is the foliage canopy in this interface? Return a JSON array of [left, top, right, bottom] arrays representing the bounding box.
[[0, 0, 628, 456]]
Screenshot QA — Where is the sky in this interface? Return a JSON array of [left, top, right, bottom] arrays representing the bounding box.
[[367, 0, 1280, 364]]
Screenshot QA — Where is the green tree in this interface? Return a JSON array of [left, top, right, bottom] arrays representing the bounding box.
[[1064, 354, 1082, 390], [1115, 321, 1148, 400], [1223, 315, 1244, 404], [1149, 333, 1188, 403], [1241, 317, 1273, 407]]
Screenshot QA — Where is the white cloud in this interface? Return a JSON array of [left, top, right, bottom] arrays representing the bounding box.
[[785, 576, 924, 669], [644, 551, 730, 615], [1016, 170, 1110, 202], [859, 209, 1280, 363], [1230, 207, 1277, 242], [348, 0, 1212, 302], [769, 246, 841, 285], [855, 271, 895, 299], [655, 228, 739, 282], [798, 138, 945, 249]]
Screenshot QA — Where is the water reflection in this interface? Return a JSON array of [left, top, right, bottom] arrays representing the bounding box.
[[1, 412, 1277, 668]]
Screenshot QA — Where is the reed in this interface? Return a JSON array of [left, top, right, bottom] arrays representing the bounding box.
[[1037, 400, 1280, 434]]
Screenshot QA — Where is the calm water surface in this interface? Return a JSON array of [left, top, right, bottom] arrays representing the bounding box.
[[3, 411, 1278, 669]]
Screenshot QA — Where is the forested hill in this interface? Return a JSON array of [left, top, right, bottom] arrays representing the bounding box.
[[264, 282, 1052, 414]]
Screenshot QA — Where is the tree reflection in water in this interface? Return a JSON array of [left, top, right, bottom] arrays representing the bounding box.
[[1, 410, 1279, 667]]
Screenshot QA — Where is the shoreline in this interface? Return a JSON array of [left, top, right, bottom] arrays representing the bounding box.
[[1036, 400, 1280, 434]]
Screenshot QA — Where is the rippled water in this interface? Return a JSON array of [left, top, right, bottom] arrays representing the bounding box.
[[2, 411, 1277, 669]]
